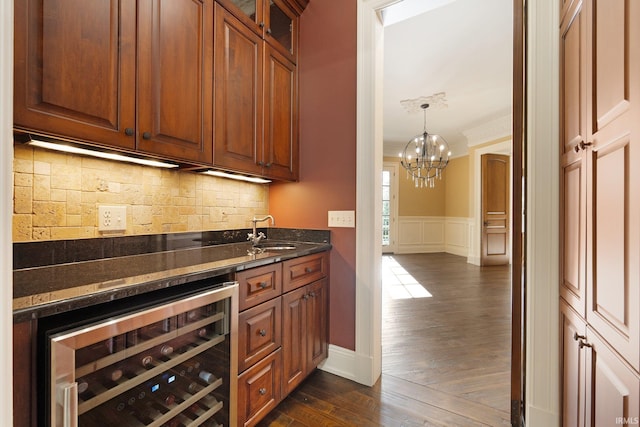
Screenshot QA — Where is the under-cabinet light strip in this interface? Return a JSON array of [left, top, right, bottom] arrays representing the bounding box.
[[27, 139, 179, 169], [202, 170, 271, 184]]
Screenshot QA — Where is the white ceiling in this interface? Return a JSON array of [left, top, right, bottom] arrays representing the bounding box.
[[382, 0, 513, 158]]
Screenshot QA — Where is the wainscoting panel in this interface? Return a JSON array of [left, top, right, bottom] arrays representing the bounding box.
[[397, 216, 472, 257], [445, 217, 471, 257]]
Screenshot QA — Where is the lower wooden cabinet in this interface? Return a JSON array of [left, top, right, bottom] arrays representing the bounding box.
[[13, 320, 36, 427], [237, 348, 282, 427], [282, 278, 327, 395], [561, 300, 640, 426], [236, 252, 329, 426]]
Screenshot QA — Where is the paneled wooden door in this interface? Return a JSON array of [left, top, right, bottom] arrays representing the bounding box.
[[481, 153, 510, 266]]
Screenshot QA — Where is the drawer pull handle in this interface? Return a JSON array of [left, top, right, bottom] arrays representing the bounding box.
[[259, 281, 268, 289], [259, 329, 267, 337], [259, 388, 267, 395], [305, 267, 313, 273], [573, 332, 586, 341]]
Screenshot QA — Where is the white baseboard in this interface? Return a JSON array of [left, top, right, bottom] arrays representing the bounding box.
[[319, 344, 379, 386]]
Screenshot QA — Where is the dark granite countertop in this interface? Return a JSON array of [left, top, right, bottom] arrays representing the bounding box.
[[13, 229, 331, 323]]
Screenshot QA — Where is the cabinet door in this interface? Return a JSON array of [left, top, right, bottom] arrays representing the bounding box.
[[263, 44, 298, 181], [265, 0, 298, 63], [14, 0, 136, 150], [560, 300, 587, 427], [136, 0, 213, 165], [281, 286, 307, 395], [306, 278, 328, 369], [214, 4, 264, 176], [559, 0, 587, 317], [585, 330, 640, 427], [585, 0, 640, 371]]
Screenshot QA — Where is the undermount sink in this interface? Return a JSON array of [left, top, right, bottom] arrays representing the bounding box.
[[253, 242, 297, 251]]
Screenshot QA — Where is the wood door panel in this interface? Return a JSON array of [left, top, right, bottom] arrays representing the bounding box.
[[306, 279, 328, 369], [560, 301, 587, 427], [263, 45, 298, 180], [14, 0, 136, 150], [585, 330, 640, 427], [592, 0, 630, 132], [137, 0, 213, 164], [481, 154, 510, 266], [561, 159, 586, 315], [281, 286, 306, 395], [214, 4, 263, 175], [588, 135, 639, 370], [561, 0, 585, 155]]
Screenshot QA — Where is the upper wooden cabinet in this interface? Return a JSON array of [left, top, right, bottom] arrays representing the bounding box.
[[135, 0, 214, 165], [14, 0, 214, 166], [214, 3, 298, 181], [215, 0, 299, 63], [14, 0, 136, 151]]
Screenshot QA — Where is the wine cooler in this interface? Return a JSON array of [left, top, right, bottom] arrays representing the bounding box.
[[44, 282, 238, 427]]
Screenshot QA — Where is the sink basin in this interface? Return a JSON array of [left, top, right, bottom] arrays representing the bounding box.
[[253, 242, 297, 251]]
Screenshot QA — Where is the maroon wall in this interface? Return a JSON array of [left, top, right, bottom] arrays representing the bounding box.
[[269, 0, 357, 350]]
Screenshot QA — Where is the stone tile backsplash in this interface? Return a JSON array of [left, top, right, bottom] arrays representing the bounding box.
[[13, 143, 270, 242]]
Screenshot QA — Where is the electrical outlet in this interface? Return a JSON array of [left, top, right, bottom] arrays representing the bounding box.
[[98, 205, 127, 232], [328, 210, 355, 228]]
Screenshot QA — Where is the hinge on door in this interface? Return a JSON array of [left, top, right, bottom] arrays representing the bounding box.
[[511, 399, 524, 427]]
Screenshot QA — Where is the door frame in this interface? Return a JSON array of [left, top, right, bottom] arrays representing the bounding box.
[[382, 162, 398, 254], [350, 0, 560, 424]]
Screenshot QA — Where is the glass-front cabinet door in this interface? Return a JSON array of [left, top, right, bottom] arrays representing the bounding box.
[[266, 0, 297, 62], [217, 0, 263, 35], [217, 0, 298, 63]]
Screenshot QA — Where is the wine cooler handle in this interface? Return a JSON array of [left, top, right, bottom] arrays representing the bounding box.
[[59, 382, 78, 427]]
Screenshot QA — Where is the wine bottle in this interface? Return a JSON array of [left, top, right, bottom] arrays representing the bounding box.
[[198, 370, 217, 384]]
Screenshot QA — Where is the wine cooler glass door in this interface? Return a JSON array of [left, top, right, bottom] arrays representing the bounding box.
[[49, 283, 238, 427]]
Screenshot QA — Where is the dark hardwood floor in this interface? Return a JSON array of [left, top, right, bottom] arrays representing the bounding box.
[[258, 253, 512, 426]]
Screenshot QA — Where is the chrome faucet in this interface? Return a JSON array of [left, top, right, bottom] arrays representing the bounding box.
[[248, 215, 275, 246]]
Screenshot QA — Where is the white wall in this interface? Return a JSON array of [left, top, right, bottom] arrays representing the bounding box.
[[1, 0, 14, 424]]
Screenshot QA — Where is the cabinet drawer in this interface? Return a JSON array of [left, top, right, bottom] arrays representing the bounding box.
[[238, 297, 282, 373], [237, 348, 282, 427], [282, 252, 328, 292], [237, 263, 282, 311]]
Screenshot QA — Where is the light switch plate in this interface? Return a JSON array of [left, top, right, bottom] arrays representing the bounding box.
[[98, 205, 127, 232], [328, 210, 355, 228]]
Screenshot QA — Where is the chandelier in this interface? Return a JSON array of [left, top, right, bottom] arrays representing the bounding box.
[[399, 103, 451, 188]]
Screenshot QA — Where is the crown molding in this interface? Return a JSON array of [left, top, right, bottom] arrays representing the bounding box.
[[463, 113, 512, 147]]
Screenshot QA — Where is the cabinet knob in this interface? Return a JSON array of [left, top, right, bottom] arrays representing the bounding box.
[[305, 267, 313, 273], [266, 28, 272, 35], [578, 340, 592, 349], [142, 132, 151, 140], [259, 387, 267, 395], [259, 329, 267, 337], [574, 141, 593, 152], [259, 281, 268, 289], [265, 162, 272, 168], [259, 22, 265, 29], [303, 294, 309, 300], [573, 332, 586, 341], [309, 291, 316, 298], [257, 161, 265, 167], [124, 127, 134, 136]]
